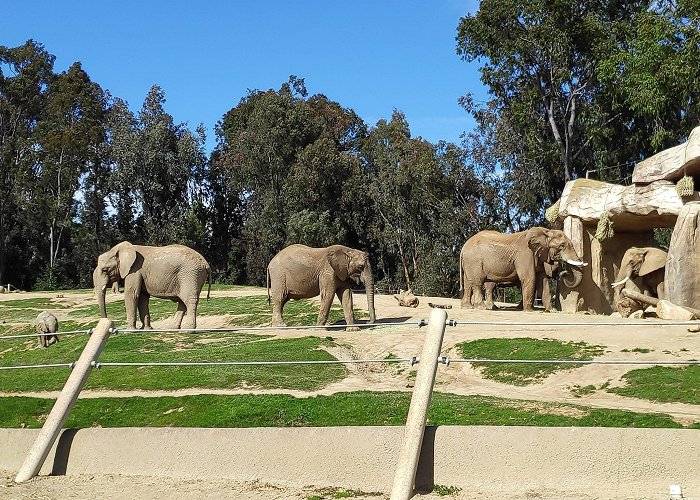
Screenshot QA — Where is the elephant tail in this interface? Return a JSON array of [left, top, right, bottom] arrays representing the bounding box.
[[266, 266, 271, 304], [206, 266, 212, 300], [459, 251, 463, 292]]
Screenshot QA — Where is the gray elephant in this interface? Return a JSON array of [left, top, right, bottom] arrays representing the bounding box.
[[267, 244, 376, 329], [460, 227, 586, 311], [612, 247, 667, 302], [93, 241, 212, 329], [35, 311, 59, 347]]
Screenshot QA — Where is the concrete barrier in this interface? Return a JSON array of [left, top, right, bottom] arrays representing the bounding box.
[[2, 425, 699, 496]]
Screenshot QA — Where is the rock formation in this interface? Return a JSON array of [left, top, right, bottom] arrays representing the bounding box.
[[550, 126, 700, 314]]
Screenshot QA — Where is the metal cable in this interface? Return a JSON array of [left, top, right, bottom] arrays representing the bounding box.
[[91, 357, 418, 368], [0, 362, 75, 371], [0, 330, 92, 340], [5, 356, 700, 370], [114, 319, 440, 334], [443, 358, 700, 366], [454, 320, 699, 327]]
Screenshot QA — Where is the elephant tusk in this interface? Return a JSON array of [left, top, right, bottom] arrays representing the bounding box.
[[611, 276, 629, 287], [566, 259, 588, 267], [101, 285, 107, 292]]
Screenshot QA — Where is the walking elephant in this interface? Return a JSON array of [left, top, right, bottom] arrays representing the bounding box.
[[92, 241, 212, 329], [35, 311, 59, 347], [267, 244, 376, 329], [612, 247, 667, 302], [459, 227, 586, 312]]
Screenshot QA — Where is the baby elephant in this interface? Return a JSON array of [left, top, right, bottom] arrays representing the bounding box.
[[35, 311, 59, 347]]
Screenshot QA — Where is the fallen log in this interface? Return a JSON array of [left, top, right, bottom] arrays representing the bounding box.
[[393, 289, 419, 308], [621, 289, 700, 320]]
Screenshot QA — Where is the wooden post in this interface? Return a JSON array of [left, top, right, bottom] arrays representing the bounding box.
[[390, 308, 447, 500], [15, 318, 114, 483]]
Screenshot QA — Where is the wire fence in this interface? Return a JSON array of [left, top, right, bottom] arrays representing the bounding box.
[[2, 317, 700, 371], [0, 319, 442, 341]]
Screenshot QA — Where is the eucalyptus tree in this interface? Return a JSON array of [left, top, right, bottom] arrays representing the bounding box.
[[31, 62, 110, 276], [457, 0, 700, 224], [109, 86, 207, 247], [363, 111, 451, 292], [214, 76, 369, 284], [0, 40, 55, 287], [456, 0, 647, 222]]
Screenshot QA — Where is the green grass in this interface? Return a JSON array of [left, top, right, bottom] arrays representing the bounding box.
[[0, 297, 69, 322], [455, 338, 605, 385], [0, 392, 682, 429], [0, 332, 347, 392], [433, 485, 462, 496], [307, 487, 382, 499], [571, 384, 597, 397], [609, 366, 700, 404]]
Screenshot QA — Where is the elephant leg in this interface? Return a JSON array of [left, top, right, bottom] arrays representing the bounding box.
[[461, 282, 474, 309], [171, 300, 186, 329], [271, 290, 288, 327], [181, 296, 199, 330], [471, 278, 487, 310], [461, 273, 473, 309], [336, 288, 359, 331], [317, 288, 336, 326], [484, 282, 496, 310], [124, 284, 140, 329], [137, 292, 152, 330], [540, 276, 553, 312], [521, 279, 536, 312]]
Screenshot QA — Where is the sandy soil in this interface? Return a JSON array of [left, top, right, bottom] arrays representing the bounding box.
[[0, 470, 620, 500], [2, 289, 699, 498]]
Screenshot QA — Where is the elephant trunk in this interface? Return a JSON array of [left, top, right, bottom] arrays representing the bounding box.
[[93, 268, 108, 318], [562, 264, 584, 288], [559, 246, 585, 289], [361, 264, 376, 324]]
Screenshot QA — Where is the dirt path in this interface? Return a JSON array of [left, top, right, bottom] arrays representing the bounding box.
[[0, 469, 616, 499]]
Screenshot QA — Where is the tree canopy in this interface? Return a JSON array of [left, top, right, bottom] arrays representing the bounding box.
[[1, 2, 698, 296], [457, 0, 700, 226]]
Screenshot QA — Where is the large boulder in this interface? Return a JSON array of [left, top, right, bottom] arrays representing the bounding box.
[[633, 126, 700, 184], [555, 178, 692, 231], [665, 202, 700, 309]]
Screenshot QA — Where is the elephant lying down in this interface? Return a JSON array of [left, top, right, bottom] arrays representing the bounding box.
[[267, 244, 376, 329], [460, 227, 586, 312]]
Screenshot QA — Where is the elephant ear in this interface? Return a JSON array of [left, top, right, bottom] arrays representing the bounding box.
[[116, 242, 137, 278], [348, 251, 367, 277], [639, 248, 667, 276], [328, 248, 349, 281], [526, 227, 551, 265]]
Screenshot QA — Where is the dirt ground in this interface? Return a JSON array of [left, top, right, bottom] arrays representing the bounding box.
[[2, 289, 699, 498], [0, 469, 621, 500]]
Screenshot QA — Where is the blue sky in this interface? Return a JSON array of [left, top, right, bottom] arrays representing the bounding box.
[[3, 1, 486, 153]]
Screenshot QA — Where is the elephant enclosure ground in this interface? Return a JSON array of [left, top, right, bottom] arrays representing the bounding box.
[[2, 287, 700, 499]]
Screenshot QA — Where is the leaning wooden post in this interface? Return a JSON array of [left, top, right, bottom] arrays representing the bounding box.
[[390, 308, 447, 500], [15, 318, 114, 483]]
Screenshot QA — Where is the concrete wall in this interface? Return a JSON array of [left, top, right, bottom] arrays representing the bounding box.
[[3, 426, 700, 495]]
